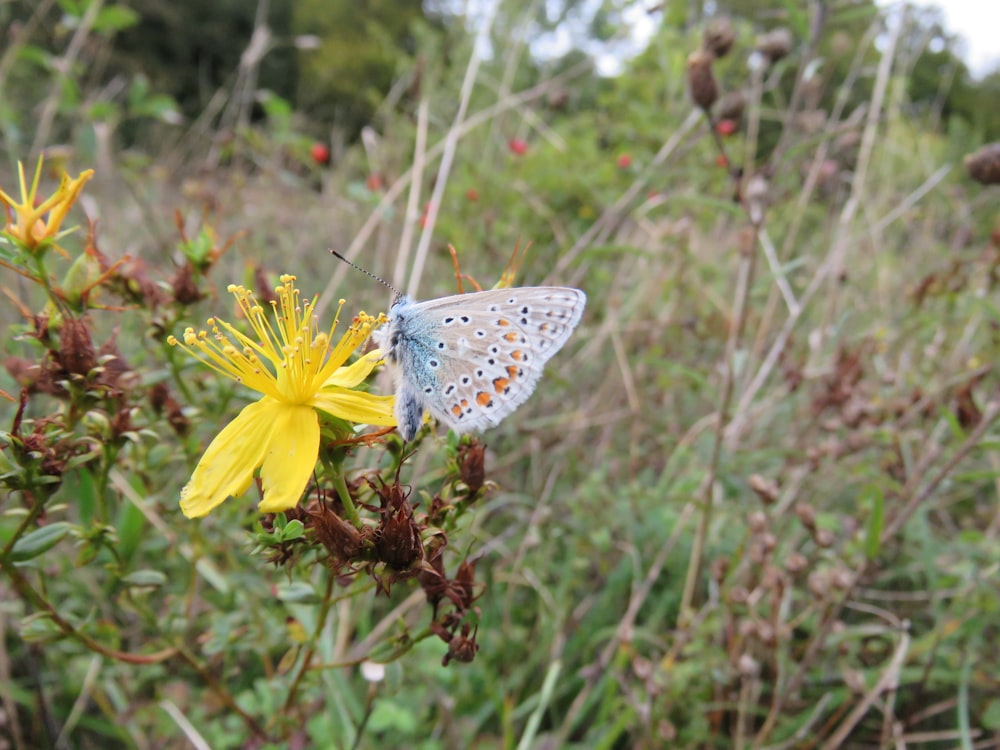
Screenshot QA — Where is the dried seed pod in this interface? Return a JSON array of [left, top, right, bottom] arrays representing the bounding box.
[[717, 89, 746, 122], [755, 28, 793, 62], [784, 551, 808, 575], [703, 16, 735, 58], [686, 49, 719, 111], [813, 528, 836, 548], [965, 142, 1000, 185], [59, 317, 97, 376], [830, 568, 853, 590], [795, 502, 817, 530], [748, 473, 779, 504], [747, 510, 769, 534]]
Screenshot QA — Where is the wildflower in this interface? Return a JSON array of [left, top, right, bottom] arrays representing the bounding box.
[[168, 275, 396, 517], [0, 156, 94, 254]]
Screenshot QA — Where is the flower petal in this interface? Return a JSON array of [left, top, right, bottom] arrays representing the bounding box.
[[311, 388, 397, 427], [181, 398, 281, 518], [257, 405, 321, 513], [323, 349, 382, 388], [180, 399, 277, 518]]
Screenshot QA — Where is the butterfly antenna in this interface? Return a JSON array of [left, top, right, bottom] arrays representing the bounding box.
[[329, 249, 401, 298]]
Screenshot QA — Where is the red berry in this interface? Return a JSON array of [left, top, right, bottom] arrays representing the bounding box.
[[617, 153, 632, 169], [310, 142, 330, 165], [508, 138, 528, 156], [465, 188, 479, 202], [716, 119, 737, 137], [366, 174, 383, 191], [716, 154, 730, 168]]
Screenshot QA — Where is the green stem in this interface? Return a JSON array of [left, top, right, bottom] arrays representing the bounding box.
[[283, 567, 337, 711], [332, 465, 360, 527]]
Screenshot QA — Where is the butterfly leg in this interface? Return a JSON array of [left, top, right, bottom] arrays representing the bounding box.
[[395, 383, 425, 441]]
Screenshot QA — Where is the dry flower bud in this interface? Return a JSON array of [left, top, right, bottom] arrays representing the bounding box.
[[760, 532, 777, 555], [717, 89, 746, 122], [703, 16, 735, 58], [748, 474, 779, 504], [784, 552, 808, 575], [813, 528, 835, 548], [964, 142, 1000, 185], [747, 510, 769, 534], [755, 28, 793, 62], [830, 568, 853, 590], [457, 440, 486, 495], [795, 502, 817, 530], [59, 317, 97, 376], [171, 263, 202, 305], [807, 570, 828, 598], [686, 49, 719, 111]]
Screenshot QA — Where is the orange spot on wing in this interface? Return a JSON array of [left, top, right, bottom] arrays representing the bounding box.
[[511, 350, 524, 361], [476, 391, 492, 407], [496, 318, 510, 327], [451, 404, 463, 417], [507, 365, 520, 379], [504, 331, 519, 342], [493, 377, 510, 394]]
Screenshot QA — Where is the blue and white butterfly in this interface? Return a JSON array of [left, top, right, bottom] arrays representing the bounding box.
[[373, 287, 587, 441]]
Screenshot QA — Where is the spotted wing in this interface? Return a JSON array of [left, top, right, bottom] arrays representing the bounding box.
[[405, 287, 586, 434]]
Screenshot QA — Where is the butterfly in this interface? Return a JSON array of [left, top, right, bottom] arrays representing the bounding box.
[[373, 287, 587, 441]]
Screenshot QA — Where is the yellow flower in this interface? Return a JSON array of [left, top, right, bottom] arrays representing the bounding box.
[[169, 275, 396, 518], [0, 156, 94, 254]]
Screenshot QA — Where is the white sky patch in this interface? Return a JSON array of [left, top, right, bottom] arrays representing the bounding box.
[[917, 0, 1000, 77]]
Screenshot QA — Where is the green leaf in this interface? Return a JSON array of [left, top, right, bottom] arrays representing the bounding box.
[[94, 5, 140, 33], [121, 569, 168, 587], [862, 484, 884, 560], [276, 582, 319, 604], [117, 482, 147, 561], [9, 522, 72, 563]]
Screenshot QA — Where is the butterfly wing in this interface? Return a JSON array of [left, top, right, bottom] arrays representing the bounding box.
[[392, 287, 586, 436]]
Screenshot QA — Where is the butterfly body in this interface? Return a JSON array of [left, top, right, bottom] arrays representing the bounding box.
[[375, 287, 586, 441]]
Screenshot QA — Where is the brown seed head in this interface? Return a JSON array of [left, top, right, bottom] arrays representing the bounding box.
[[703, 16, 735, 58], [310, 503, 366, 565], [964, 142, 1000, 185], [370, 480, 424, 573], [717, 90, 746, 122], [748, 473, 779, 504], [813, 528, 835, 548], [57, 317, 97, 377], [755, 28, 793, 62], [457, 440, 486, 495], [784, 551, 808, 575], [747, 510, 769, 534], [686, 49, 719, 111], [171, 263, 202, 305], [795, 502, 817, 530]]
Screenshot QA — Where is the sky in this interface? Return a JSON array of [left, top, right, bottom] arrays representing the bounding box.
[[928, 0, 1000, 77]]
